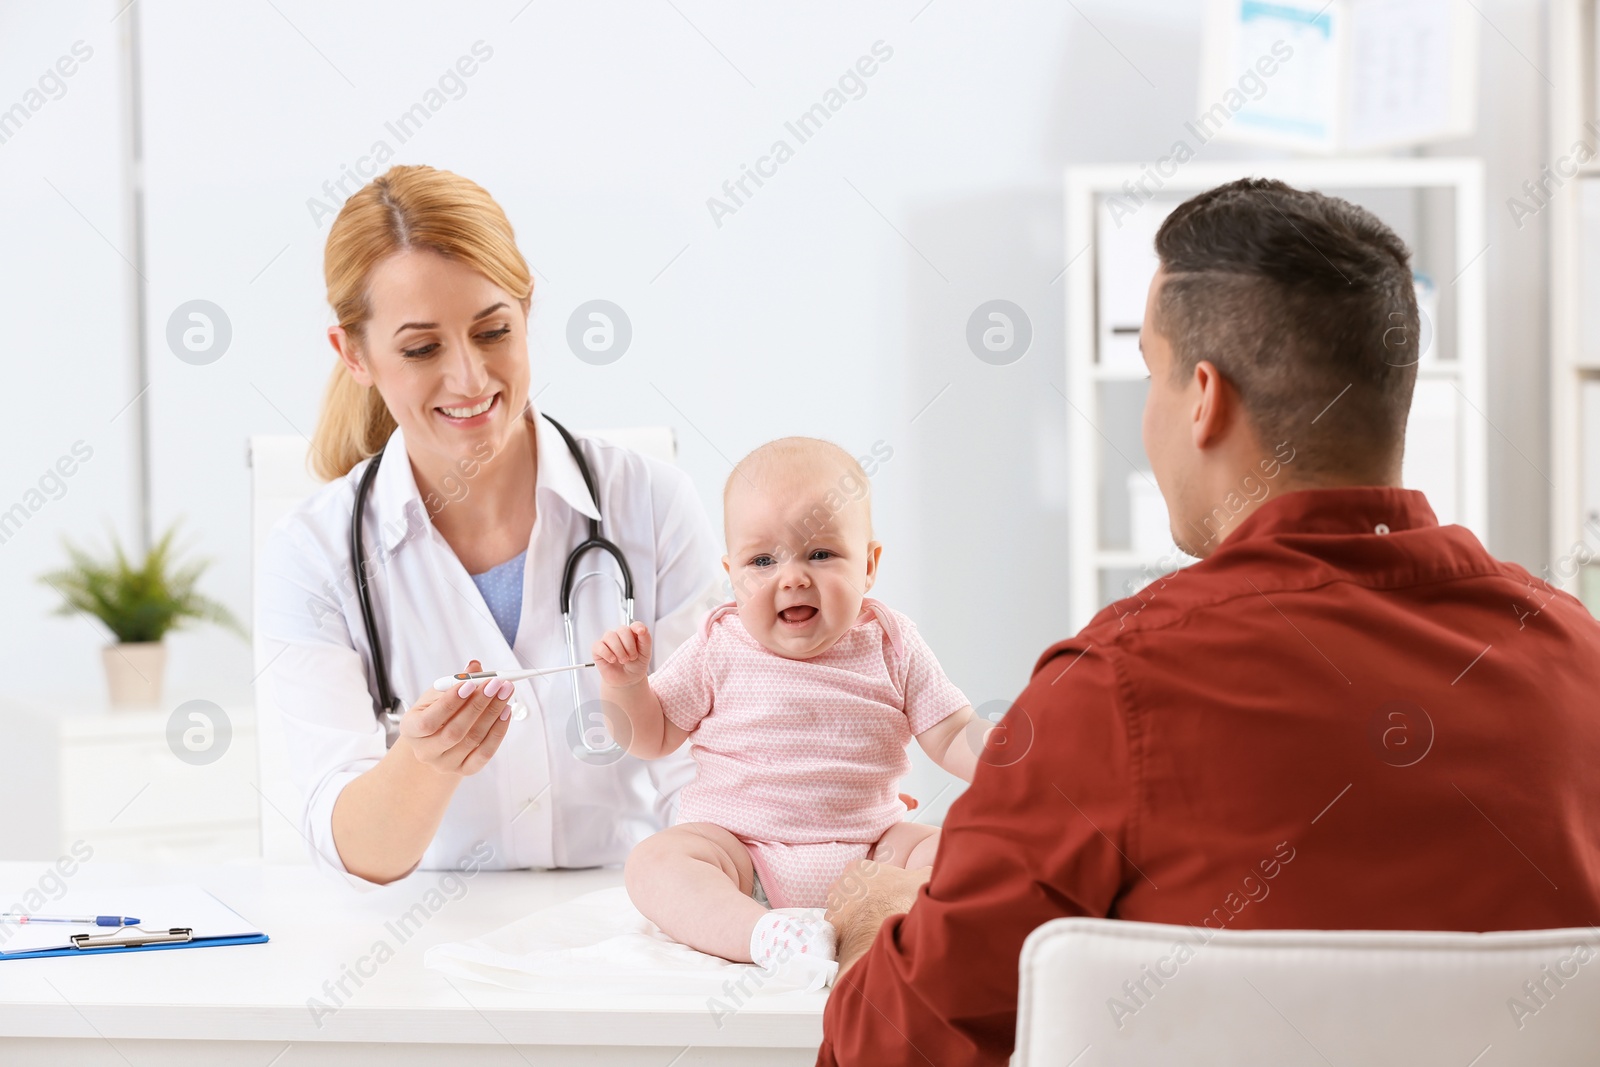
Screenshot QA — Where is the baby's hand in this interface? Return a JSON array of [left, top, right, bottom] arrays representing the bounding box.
[[592, 622, 653, 689]]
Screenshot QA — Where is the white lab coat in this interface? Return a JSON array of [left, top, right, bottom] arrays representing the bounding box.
[[258, 410, 723, 888]]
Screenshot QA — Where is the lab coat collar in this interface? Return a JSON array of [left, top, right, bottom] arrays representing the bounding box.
[[531, 406, 602, 523], [366, 407, 601, 555], [369, 426, 430, 555]]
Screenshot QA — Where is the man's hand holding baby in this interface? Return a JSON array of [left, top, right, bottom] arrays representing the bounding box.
[[826, 859, 932, 976]]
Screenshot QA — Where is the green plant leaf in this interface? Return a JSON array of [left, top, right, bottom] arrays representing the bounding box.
[[39, 520, 246, 644]]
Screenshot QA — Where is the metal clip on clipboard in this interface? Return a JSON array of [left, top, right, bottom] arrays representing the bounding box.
[[70, 927, 194, 950]]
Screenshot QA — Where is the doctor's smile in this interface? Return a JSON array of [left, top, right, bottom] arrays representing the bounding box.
[[433, 393, 500, 424]]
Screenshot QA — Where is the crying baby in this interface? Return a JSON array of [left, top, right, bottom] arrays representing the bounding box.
[[591, 436, 986, 990]]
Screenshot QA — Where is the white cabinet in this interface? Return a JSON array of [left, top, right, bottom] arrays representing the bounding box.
[[48, 704, 259, 862]]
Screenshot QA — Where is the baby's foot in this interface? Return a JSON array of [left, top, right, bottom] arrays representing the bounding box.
[[748, 907, 838, 992]]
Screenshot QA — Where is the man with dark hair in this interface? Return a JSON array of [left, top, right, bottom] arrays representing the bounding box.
[[816, 178, 1600, 1066], [1154, 178, 1419, 499]]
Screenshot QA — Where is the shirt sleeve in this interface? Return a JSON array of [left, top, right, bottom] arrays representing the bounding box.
[[257, 511, 399, 892], [650, 626, 715, 734], [817, 642, 1133, 1067], [898, 615, 972, 736]]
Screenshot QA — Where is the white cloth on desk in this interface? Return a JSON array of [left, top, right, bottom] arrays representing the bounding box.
[[424, 887, 826, 996]]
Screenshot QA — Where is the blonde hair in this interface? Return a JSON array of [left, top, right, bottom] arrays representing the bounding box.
[[723, 437, 874, 541], [309, 165, 533, 481]]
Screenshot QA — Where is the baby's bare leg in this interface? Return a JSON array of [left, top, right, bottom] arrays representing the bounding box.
[[872, 821, 941, 870], [625, 822, 768, 962]]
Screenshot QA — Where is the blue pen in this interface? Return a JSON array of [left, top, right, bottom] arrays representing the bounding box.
[[0, 913, 140, 927]]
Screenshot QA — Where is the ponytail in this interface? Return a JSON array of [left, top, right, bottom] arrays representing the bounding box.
[[309, 363, 397, 482]]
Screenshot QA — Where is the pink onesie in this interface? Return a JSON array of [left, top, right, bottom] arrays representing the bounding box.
[[649, 598, 970, 909]]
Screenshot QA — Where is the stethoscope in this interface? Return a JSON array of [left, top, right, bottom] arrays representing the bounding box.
[[352, 412, 634, 752]]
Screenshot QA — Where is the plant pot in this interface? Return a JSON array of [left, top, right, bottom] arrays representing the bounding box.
[[102, 641, 167, 708]]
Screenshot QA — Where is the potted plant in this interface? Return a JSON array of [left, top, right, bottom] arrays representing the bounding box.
[[40, 524, 244, 708]]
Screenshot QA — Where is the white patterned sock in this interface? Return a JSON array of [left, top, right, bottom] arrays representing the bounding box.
[[748, 908, 838, 992]]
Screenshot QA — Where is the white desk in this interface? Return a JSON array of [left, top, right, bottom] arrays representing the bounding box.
[[0, 861, 825, 1065]]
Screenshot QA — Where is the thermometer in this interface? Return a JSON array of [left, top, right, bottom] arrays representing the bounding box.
[[431, 663, 595, 693], [432, 664, 596, 720]]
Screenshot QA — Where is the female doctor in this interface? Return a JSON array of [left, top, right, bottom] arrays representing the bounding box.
[[259, 165, 722, 887]]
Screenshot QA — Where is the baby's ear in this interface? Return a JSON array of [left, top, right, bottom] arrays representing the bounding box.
[[862, 540, 883, 591]]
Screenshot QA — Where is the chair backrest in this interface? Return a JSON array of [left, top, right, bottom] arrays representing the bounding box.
[[1017, 917, 1600, 1066], [247, 426, 678, 864]]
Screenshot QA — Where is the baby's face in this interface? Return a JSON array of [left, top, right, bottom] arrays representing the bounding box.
[[722, 470, 882, 660]]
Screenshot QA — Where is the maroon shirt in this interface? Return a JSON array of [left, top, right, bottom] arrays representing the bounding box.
[[818, 487, 1600, 1067]]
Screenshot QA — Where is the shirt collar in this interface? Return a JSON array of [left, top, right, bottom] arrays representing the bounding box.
[[367, 407, 601, 554], [1216, 485, 1439, 549]]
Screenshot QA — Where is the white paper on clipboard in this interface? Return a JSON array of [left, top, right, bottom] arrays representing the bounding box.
[[0, 885, 262, 955]]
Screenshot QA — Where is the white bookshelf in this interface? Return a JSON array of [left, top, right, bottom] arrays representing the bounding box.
[[1064, 159, 1489, 631], [1549, 0, 1600, 613]]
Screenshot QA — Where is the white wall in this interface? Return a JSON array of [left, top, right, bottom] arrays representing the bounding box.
[[0, 3, 140, 705], [1, 0, 1554, 827]]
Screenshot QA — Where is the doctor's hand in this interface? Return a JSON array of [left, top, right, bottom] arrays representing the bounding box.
[[397, 659, 514, 776], [592, 622, 653, 689]]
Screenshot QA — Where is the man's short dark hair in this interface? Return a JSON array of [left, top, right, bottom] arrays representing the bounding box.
[[1152, 177, 1419, 478]]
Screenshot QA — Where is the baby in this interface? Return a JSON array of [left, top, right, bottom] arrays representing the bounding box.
[[591, 437, 984, 990]]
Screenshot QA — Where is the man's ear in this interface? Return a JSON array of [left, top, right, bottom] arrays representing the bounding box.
[[1190, 359, 1231, 451], [862, 540, 883, 593], [328, 325, 373, 387]]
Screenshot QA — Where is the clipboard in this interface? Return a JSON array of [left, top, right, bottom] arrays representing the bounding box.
[[0, 884, 267, 960]]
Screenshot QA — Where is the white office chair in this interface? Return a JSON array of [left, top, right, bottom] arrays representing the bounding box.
[[247, 426, 678, 864], [1016, 917, 1600, 1066]]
